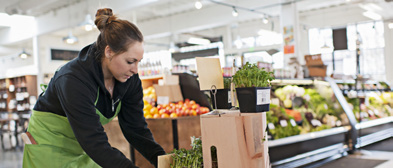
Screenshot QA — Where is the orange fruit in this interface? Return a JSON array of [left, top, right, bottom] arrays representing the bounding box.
[[161, 113, 169, 118], [170, 113, 178, 118], [153, 114, 160, 119], [145, 114, 153, 119]]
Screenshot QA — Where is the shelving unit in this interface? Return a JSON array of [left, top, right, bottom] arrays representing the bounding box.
[[5, 75, 37, 113], [0, 79, 7, 112], [140, 74, 163, 89]]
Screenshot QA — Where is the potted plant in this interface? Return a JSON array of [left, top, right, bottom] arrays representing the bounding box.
[[232, 62, 275, 112], [210, 77, 232, 109]]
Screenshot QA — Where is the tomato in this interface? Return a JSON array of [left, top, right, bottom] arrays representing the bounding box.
[[195, 108, 201, 115]]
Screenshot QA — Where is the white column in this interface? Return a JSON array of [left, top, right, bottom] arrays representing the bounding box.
[[280, 2, 304, 78], [32, 36, 42, 95], [384, 23, 393, 86]]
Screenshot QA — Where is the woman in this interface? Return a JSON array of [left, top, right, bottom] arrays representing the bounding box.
[[23, 8, 165, 168]]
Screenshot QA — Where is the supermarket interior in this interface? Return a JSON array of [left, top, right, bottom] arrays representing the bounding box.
[[1, 0, 393, 168]]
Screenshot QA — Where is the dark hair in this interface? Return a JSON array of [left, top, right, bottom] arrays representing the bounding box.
[[94, 8, 143, 61]]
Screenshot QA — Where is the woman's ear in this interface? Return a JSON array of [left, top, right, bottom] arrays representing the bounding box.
[[104, 46, 113, 59]]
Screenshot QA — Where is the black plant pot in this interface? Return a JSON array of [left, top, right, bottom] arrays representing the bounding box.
[[210, 89, 232, 109], [236, 87, 271, 113]]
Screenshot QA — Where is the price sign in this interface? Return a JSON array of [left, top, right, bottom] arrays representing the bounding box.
[[268, 123, 275, 130], [257, 89, 270, 105], [157, 96, 169, 105], [290, 119, 297, 127], [280, 120, 288, 127], [228, 91, 231, 103]]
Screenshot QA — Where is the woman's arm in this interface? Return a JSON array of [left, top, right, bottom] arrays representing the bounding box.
[[118, 76, 165, 167], [55, 75, 137, 168]]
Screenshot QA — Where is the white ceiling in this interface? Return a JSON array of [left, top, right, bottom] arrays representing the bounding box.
[[1, 0, 393, 53]]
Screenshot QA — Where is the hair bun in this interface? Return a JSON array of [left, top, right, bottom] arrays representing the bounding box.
[[95, 8, 113, 17], [95, 8, 116, 31]]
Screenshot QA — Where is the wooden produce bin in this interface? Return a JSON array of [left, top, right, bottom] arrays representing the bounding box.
[[200, 111, 270, 168], [104, 116, 201, 168]]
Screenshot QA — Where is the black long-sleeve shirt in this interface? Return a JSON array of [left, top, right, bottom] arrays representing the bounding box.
[[34, 43, 165, 168]]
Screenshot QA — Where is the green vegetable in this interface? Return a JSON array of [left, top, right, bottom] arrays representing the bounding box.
[[232, 62, 274, 88], [223, 77, 231, 89], [170, 136, 203, 168]]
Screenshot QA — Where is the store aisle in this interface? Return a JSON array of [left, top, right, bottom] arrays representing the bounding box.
[[0, 132, 23, 168]]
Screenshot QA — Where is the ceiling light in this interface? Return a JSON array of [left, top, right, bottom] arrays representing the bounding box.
[[19, 48, 30, 59], [187, 37, 211, 45], [79, 14, 95, 31], [232, 7, 238, 17], [262, 17, 269, 24], [63, 31, 78, 44], [359, 3, 382, 12], [362, 11, 382, 20], [195, 0, 202, 9], [321, 42, 330, 49], [388, 22, 393, 29]]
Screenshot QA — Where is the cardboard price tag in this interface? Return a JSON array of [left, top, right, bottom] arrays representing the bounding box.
[[195, 57, 224, 91]]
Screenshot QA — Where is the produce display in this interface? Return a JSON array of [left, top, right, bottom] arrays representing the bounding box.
[[143, 98, 210, 119], [267, 83, 349, 140], [337, 82, 393, 122], [143, 86, 157, 106]]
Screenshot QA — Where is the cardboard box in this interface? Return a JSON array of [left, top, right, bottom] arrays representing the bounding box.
[[153, 84, 183, 104], [163, 74, 179, 85], [307, 65, 327, 77], [200, 111, 270, 168], [305, 54, 324, 66]]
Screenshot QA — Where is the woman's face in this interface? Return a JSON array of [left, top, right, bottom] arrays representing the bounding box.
[[105, 42, 144, 83]]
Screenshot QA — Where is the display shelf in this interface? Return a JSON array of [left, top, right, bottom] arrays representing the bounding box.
[[271, 143, 348, 168], [354, 116, 393, 148], [266, 77, 354, 167], [269, 126, 349, 147], [140, 74, 164, 81]]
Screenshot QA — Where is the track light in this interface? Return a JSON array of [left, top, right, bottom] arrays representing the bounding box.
[[232, 6, 238, 17], [19, 48, 30, 59], [195, 0, 202, 9], [63, 31, 78, 44]]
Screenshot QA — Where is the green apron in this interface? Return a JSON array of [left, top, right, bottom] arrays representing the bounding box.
[[23, 88, 121, 168]]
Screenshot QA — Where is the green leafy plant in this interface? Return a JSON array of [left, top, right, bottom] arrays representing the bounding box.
[[170, 136, 203, 168], [232, 62, 274, 88], [223, 77, 231, 89]]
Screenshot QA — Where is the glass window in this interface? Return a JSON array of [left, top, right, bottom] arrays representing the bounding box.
[[309, 21, 385, 80]]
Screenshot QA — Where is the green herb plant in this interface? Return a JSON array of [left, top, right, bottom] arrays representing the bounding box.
[[170, 136, 203, 168], [232, 62, 274, 88]]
